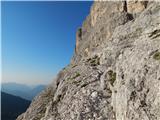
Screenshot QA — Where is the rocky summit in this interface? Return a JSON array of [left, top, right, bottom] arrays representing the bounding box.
[[17, 1, 160, 120]]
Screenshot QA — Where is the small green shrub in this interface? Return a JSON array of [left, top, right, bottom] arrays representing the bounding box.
[[87, 55, 100, 66], [90, 59, 96, 64], [67, 72, 80, 81], [153, 51, 160, 60], [72, 64, 77, 68], [108, 70, 116, 86], [72, 72, 80, 79]]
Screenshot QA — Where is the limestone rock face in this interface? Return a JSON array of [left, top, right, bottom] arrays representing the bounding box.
[[90, 1, 125, 27], [127, 1, 148, 14], [17, 1, 160, 120]]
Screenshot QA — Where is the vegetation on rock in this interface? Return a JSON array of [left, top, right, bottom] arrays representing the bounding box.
[[153, 51, 160, 60]]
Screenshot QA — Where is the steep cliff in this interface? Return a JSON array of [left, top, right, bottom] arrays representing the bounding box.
[[17, 1, 160, 120]]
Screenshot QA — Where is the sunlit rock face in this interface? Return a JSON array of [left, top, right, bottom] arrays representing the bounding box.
[[127, 1, 148, 14], [17, 1, 160, 120]]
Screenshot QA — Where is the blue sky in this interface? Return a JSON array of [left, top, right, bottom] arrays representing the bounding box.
[[2, 1, 93, 85]]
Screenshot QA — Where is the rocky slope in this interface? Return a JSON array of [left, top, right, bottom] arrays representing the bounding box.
[[17, 1, 160, 120]]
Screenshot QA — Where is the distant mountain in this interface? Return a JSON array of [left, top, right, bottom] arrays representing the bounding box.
[[1, 82, 31, 92], [1, 91, 31, 120], [1, 83, 46, 100], [29, 85, 46, 99], [1, 83, 31, 100]]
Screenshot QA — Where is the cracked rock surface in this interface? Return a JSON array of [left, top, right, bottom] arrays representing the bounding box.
[[17, 1, 160, 120]]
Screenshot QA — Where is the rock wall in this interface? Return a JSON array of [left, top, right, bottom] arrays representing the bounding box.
[[17, 1, 160, 120]]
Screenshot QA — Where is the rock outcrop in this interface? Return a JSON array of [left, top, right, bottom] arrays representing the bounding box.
[[17, 1, 160, 120]]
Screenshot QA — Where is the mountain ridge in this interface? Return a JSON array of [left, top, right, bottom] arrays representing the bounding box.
[[1, 91, 30, 120], [17, 1, 160, 120], [2, 83, 46, 100]]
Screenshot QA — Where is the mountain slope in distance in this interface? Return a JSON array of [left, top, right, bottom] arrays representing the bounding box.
[[1, 83, 46, 100], [1, 91, 31, 120]]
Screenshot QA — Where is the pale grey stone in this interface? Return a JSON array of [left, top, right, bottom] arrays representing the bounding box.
[[17, 1, 160, 120]]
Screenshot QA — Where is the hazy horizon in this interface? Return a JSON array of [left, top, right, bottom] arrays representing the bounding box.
[[2, 1, 93, 85], [1, 81, 48, 86]]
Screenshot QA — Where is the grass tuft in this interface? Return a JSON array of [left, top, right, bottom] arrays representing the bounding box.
[[153, 51, 160, 60]]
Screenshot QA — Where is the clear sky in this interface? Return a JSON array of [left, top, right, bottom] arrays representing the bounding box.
[[2, 1, 93, 85]]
